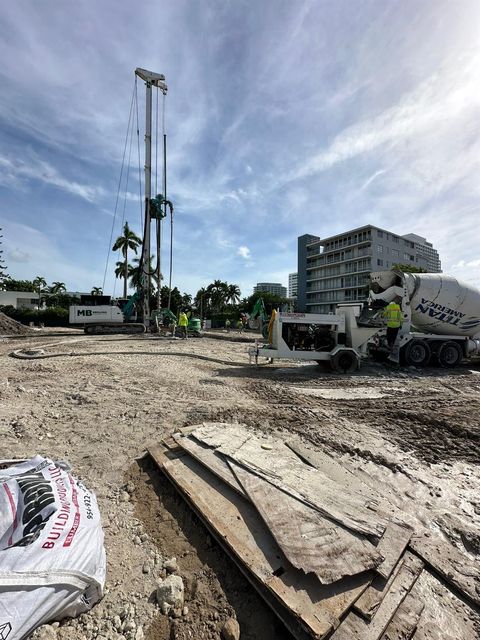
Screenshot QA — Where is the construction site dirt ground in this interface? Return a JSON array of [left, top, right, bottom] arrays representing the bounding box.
[[1, 329, 479, 640]]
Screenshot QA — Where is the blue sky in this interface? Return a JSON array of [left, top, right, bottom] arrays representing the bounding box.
[[1, 0, 479, 297]]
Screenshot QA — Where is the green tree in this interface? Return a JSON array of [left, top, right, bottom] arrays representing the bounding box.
[[49, 282, 66, 294], [194, 287, 210, 316], [112, 222, 142, 298], [392, 263, 427, 274], [159, 286, 183, 315], [1, 278, 36, 292], [129, 256, 159, 291], [33, 276, 47, 307], [206, 280, 229, 311], [115, 260, 133, 283], [226, 283, 241, 305], [243, 291, 289, 316]]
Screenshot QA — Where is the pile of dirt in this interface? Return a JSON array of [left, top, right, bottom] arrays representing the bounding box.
[[0, 311, 32, 335]]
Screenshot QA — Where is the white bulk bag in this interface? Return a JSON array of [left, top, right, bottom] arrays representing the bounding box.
[[0, 456, 106, 640]]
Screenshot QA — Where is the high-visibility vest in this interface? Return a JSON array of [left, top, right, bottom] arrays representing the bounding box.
[[383, 303, 402, 328], [178, 313, 188, 327]]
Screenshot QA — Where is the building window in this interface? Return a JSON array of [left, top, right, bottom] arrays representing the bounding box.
[[377, 230, 383, 237], [377, 259, 384, 266], [392, 249, 399, 258], [377, 245, 383, 253], [392, 236, 399, 243]]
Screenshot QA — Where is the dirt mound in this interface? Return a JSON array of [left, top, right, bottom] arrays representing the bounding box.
[[0, 311, 32, 335]]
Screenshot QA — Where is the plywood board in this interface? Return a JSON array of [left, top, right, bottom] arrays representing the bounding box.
[[173, 434, 246, 496], [409, 534, 480, 608], [148, 445, 373, 640], [231, 460, 383, 584], [331, 552, 424, 639], [192, 424, 387, 539], [354, 557, 405, 620], [380, 593, 424, 640], [286, 438, 382, 506], [286, 438, 412, 580], [375, 523, 412, 580]]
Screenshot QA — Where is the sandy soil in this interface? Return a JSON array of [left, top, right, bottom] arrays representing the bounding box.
[[0, 330, 479, 639]]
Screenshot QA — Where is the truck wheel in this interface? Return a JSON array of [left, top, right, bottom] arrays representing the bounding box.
[[438, 341, 463, 368], [404, 339, 431, 366], [330, 350, 358, 374]]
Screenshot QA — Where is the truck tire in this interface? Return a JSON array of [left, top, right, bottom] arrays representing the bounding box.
[[330, 350, 358, 374], [404, 339, 431, 366], [438, 341, 463, 368]]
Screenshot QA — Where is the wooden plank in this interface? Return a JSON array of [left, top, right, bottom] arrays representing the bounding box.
[[354, 557, 405, 620], [380, 593, 424, 640], [286, 438, 383, 506], [286, 438, 412, 580], [231, 460, 383, 584], [192, 424, 387, 539], [173, 434, 246, 495], [162, 435, 181, 451], [148, 445, 372, 640], [375, 523, 412, 580], [331, 552, 424, 640], [409, 533, 480, 608]]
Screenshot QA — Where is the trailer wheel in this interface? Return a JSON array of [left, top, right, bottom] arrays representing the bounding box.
[[330, 350, 358, 374], [438, 341, 463, 368], [404, 339, 431, 366]]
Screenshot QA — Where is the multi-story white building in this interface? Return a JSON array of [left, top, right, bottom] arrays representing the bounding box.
[[288, 273, 298, 299], [253, 282, 287, 298], [297, 225, 441, 314], [402, 234, 442, 272], [0, 290, 39, 309]]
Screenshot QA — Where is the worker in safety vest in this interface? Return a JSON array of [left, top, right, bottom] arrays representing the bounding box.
[[383, 301, 402, 349], [178, 311, 189, 339]]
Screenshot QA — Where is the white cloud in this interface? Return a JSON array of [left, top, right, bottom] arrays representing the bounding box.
[[287, 54, 480, 183], [0, 155, 105, 202], [237, 246, 251, 259], [8, 248, 31, 263], [360, 169, 387, 191]]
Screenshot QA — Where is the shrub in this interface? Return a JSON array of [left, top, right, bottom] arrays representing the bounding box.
[[0, 305, 70, 327]]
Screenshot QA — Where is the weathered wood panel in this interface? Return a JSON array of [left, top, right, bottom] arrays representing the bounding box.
[[375, 523, 412, 580], [231, 460, 383, 584], [380, 593, 424, 640], [148, 445, 373, 640], [331, 552, 424, 639], [354, 557, 405, 620], [173, 434, 246, 495], [192, 424, 387, 539], [286, 437, 412, 580], [409, 533, 480, 608], [286, 438, 382, 507]]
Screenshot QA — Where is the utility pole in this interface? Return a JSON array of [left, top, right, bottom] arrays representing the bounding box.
[[134, 68, 167, 326]]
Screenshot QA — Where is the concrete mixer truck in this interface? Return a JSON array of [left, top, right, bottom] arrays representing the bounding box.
[[367, 270, 480, 367]]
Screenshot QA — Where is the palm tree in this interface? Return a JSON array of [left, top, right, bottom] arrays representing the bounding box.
[[207, 280, 229, 311], [194, 287, 210, 318], [181, 293, 192, 307], [91, 287, 103, 296], [129, 256, 159, 291], [226, 283, 241, 305], [49, 282, 66, 294], [33, 276, 47, 308], [112, 222, 142, 298]]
